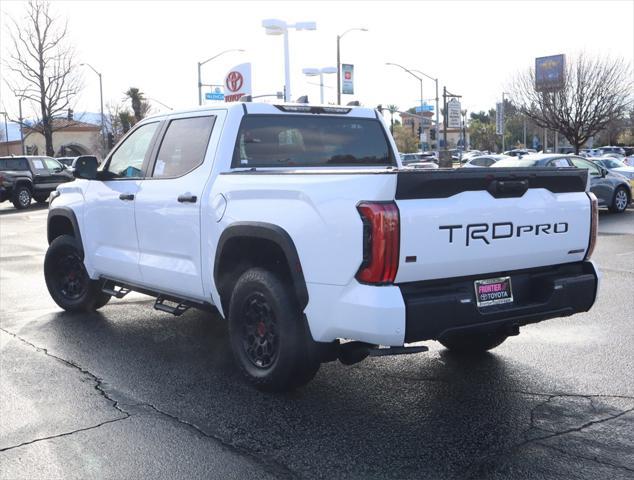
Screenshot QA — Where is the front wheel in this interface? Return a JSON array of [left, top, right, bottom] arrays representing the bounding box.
[[44, 235, 110, 312], [439, 331, 508, 354], [228, 268, 320, 392], [34, 194, 49, 204], [609, 187, 629, 213]]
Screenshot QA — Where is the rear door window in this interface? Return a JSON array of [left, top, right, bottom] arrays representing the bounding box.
[[152, 116, 215, 178], [233, 115, 394, 168]]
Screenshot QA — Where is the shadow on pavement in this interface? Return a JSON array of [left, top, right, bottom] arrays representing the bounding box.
[[12, 303, 629, 479]]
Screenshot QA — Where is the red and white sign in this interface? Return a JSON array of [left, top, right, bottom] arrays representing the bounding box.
[[224, 63, 252, 102]]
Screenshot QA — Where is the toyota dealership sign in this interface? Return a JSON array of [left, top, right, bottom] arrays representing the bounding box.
[[224, 63, 252, 102]]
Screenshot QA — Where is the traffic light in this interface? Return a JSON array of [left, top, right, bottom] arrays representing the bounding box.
[[417, 126, 422, 136], [107, 133, 114, 149], [430, 129, 436, 141]]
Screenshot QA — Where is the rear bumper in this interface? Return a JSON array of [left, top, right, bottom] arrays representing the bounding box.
[[400, 261, 599, 342]]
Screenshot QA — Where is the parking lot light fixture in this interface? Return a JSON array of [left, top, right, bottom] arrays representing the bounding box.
[[197, 49, 245, 105], [336, 28, 368, 105], [303, 66, 337, 104], [262, 19, 317, 102]]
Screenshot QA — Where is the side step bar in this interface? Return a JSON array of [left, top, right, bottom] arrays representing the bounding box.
[[99, 277, 217, 317], [154, 296, 190, 317], [101, 281, 131, 299]]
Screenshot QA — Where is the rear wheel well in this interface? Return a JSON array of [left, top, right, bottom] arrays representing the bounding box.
[[48, 215, 75, 243], [215, 237, 295, 316]]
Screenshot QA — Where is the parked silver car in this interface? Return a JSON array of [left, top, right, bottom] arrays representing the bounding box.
[[496, 154, 632, 213], [462, 154, 509, 168]]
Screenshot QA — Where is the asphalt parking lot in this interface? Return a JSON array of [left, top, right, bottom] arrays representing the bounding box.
[[1, 202, 633, 479]]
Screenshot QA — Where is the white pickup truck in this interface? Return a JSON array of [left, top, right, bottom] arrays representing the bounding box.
[[45, 102, 600, 391]]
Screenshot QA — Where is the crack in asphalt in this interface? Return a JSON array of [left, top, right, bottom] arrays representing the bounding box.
[[463, 394, 634, 478], [537, 441, 634, 473], [0, 327, 298, 479], [0, 416, 131, 453]]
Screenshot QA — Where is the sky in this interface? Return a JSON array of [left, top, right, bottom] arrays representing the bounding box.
[[1, 0, 633, 123]]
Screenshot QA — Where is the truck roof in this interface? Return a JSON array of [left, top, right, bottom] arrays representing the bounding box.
[[144, 102, 378, 121]]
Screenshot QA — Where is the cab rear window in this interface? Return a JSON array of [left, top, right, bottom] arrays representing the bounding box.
[[0, 158, 29, 171], [232, 115, 394, 168]]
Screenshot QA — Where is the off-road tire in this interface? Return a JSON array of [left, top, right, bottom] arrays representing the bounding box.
[[228, 268, 320, 392], [12, 185, 32, 209], [439, 331, 508, 354], [34, 194, 49, 204], [609, 186, 629, 213], [44, 235, 110, 312]]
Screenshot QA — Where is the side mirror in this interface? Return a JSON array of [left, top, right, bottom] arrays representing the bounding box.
[[73, 155, 99, 180], [600, 167, 608, 177]]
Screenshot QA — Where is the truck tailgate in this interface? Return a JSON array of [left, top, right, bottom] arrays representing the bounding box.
[[394, 168, 592, 283]]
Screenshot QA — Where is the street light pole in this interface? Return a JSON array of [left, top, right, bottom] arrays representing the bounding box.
[[303, 67, 337, 104], [197, 49, 245, 105], [80, 63, 105, 154], [336, 28, 367, 105], [263, 19, 317, 103], [385, 62, 428, 152], [283, 28, 291, 101]]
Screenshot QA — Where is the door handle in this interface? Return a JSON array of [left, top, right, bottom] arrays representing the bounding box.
[[119, 193, 135, 201], [177, 194, 197, 203]]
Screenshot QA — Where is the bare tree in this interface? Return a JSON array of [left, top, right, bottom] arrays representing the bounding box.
[[4, 0, 82, 156], [511, 54, 632, 153]]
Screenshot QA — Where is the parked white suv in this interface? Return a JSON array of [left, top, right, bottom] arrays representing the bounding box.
[[45, 102, 600, 391]]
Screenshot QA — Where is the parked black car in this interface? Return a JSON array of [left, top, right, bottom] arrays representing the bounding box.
[[496, 154, 632, 213], [0, 156, 74, 209]]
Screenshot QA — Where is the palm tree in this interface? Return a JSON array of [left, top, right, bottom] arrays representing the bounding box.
[[124, 87, 146, 122], [387, 104, 399, 133]]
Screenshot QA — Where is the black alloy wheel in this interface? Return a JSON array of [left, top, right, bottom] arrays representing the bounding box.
[[228, 268, 320, 391], [241, 292, 279, 368], [44, 235, 111, 312], [55, 251, 89, 300]]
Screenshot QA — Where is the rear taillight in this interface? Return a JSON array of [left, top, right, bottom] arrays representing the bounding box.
[[585, 192, 598, 260], [356, 202, 400, 284]]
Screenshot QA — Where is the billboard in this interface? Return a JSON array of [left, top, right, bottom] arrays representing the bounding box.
[[447, 98, 461, 129], [535, 54, 565, 92], [341, 64, 354, 95], [224, 63, 252, 102], [496, 102, 504, 135]]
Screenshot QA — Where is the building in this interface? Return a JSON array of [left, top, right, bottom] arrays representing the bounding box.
[[23, 118, 101, 157], [0, 113, 103, 159], [400, 109, 469, 151]]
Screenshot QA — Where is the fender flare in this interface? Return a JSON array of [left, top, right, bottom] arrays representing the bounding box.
[[12, 177, 34, 190], [47, 207, 83, 256], [214, 222, 309, 309]]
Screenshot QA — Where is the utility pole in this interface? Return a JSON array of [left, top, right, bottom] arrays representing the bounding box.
[[18, 98, 25, 154]]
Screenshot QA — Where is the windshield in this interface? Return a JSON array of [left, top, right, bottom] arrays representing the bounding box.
[[601, 158, 626, 169]]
